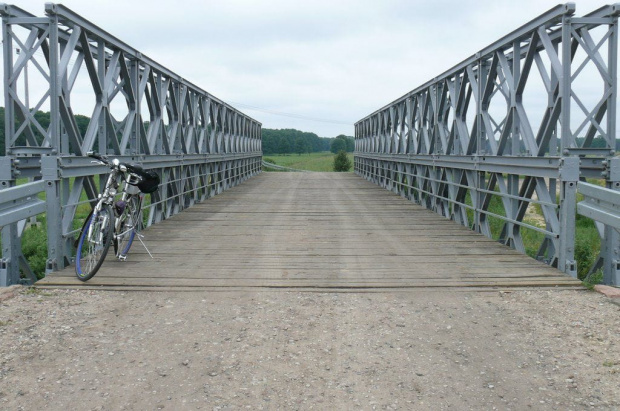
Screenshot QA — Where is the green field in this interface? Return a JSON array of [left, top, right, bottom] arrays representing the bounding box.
[[263, 152, 354, 172]]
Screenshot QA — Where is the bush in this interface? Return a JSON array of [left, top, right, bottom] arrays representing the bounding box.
[[330, 138, 346, 154], [333, 151, 352, 172], [20, 219, 48, 279], [582, 270, 603, 289], [574, 215, 600, 280]]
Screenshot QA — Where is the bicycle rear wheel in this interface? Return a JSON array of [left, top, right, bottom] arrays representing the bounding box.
[[114, 195, 142, 259], [75, 205, 113, 281]]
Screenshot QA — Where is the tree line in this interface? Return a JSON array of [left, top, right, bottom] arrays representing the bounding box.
[[262, 128, 354, 155]]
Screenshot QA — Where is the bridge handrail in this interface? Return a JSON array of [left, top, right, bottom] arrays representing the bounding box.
[[0, 180, 46, 227], [576, 181, 620, 285], [577, 182, 620, 230], [0, 180, 46, 284], [262, 160, 310, 173]]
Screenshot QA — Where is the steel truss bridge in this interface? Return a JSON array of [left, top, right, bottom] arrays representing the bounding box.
[[1, 3, 620, 288]]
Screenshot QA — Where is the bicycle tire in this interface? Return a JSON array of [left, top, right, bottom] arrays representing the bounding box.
[[75, 204, 113, 281], [114, 195, 142, 258]]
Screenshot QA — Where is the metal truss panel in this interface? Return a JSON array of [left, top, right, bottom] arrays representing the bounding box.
[[355, 3, 619, 284], [0, 4, 263, 286]]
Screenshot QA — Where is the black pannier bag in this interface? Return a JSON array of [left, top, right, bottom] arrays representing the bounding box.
[[137, 170, 160, 193]]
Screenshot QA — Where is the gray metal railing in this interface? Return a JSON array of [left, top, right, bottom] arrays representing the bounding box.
[[262, 160, 310, 172], [0, 180, 46, 284], [577, 181, 620, 285], [355, 3, 620, 284], [0, 4, 262, 285]]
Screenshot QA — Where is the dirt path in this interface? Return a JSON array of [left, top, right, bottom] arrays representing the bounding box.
[[1, 288, 619, 410]]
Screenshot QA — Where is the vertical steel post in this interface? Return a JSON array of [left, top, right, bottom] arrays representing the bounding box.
[[0, 12, 18, 286], [44, 11, 65, 274], [605, 11, 619, 285], [602, 13, 620, 285], [558, 157, 578, 277], [0, 167, 21, 285], [602, 158, 620, 285], [474, 58, 487, 234], [2, 11, 13, 158], [557, 15, 577, 277], [508, 40, 521, 248], [560, 14, 572, 152]]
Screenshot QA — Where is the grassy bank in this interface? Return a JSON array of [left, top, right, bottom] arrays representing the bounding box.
[[263, 152, 354, 172]]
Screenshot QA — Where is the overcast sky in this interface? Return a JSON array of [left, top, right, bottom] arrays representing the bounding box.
[[4, 0, 614, 137]]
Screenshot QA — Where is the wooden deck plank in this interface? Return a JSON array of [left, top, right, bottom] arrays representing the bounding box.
[[39, 172, 582, 290]]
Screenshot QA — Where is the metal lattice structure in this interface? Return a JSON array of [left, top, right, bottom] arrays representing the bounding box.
[[0, 4, 262, 286], [355, 3, 620, 285]]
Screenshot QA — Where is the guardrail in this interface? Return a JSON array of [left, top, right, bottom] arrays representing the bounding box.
[[0, 180, 46, 227], [0, 4, 262, 285], [0, 180, 46, 284], [355, 3, 620, 284], [577, 182, 620, 285], [262, 160, 310, 172]]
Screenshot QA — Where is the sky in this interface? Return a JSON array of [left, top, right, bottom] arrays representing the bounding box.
[[2, 0, 615, 137]]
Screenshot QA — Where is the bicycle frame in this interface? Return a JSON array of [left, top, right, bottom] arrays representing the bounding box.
[[86, 170, 118, 247], [88, 160, 142, 259], [74, 153, 153, 281]]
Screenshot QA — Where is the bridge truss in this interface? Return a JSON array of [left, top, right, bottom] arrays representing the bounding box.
[[355, 4, 620, 285], [0, 4, 262, 286]]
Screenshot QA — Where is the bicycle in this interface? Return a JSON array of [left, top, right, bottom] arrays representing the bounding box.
[[74, 152, 159, 281]]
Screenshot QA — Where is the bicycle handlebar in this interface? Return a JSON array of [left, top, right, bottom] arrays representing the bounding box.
[[88, 152, 108, 163], [88, 152, 148, 178]]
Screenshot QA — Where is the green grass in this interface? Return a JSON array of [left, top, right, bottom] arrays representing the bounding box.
[[471, 187, 600, 284], [463, 185, 601, 280], [23, 287, 54, 296], [263, 152, 354, 172]]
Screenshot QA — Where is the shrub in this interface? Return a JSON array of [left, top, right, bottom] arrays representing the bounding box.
[[582, 270, 603, 289], [20, 220, 48, 279], [333, 151, 352, 172]]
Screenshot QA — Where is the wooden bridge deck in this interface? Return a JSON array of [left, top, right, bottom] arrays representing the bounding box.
[[38, 172, 582, 290]]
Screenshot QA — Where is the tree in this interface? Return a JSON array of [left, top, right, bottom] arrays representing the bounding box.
[[345, 137, 355, 152], [295, 137, 306, 155], [330, 138, 346, 154], [333, 150, 352, 172], [259, 128, 340, 154], [334, 134, 353, 152], [278, 137, 291, 154]]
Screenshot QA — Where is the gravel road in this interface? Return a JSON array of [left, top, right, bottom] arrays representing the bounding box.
[[0, 288, 619, 410]]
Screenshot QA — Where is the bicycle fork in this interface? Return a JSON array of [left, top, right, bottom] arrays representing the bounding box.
[[88, 209, 109, 247]]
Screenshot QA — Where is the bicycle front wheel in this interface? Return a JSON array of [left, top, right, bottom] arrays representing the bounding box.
[[75, 205, 113, 281], [115, 195, 142, 259]]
